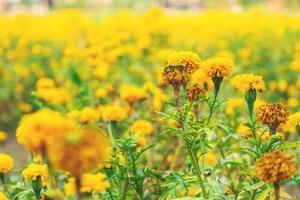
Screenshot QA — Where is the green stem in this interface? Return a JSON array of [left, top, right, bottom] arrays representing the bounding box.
[[207, 89, 219, 124], [107, 121, 115, 145], [187, 149, 208, 199], [121, 177, 129, 200]]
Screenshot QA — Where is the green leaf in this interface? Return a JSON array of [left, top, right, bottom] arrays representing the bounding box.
[[245, 182, 265, 191], [276, 141, 300, 150], [256, 188, 271, 200], [170, 173, 187, 192]]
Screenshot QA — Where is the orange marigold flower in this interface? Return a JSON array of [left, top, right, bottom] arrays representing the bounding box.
[[255, 151, 297, 182], [231, 74, 266, 93], [202, 57, 234, 78]]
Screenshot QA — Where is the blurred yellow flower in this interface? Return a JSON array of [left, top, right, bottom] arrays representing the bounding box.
[[47, 128, 111, 176], [0, 192, 8, 200], [79, 107, 99, 124], [16, 109, 76, 153], [99, 104, 127, 122], [0, 153, 14, 173], [0, 131, 8, 142], [81, 172, 110, 193], [119, 84, 147, 104], [130, 119, 154, 136]]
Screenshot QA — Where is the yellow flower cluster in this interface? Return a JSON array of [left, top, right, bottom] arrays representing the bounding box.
[[99, 104, 127, 122], [202, 57, 234, 78], [22, 163, 48, 186], [79, 107, 99, 124], [231, 74, 266, 93], [143, 81, 166, 112], [64, 172, 110, 196], [119, 84, 147, 104], [36, 78, 70, 105], [255, 151, 297, 182], [130, 119, 154, 136], [81, 173, 110, 193], [256, 103, 289, 128], [0, 153, 14, 173]]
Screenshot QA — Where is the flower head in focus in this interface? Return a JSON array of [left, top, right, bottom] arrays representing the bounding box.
[[231, 74, 265, 93], [22, 163, 48, 186], [256, 103, 289, 134], [202, 57, 233, 78]]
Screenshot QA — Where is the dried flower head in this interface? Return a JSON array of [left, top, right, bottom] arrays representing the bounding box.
[[255, 151, 297, 182], [231, 74, 266, 93], [256, 103, 289, 132], [162, 65, 192, 86], [162, 51, 201, 87], [202, 57, 234, 78], [187, 83, 207, 102]]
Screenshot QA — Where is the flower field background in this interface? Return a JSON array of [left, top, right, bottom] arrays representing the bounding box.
[[0, 1, 300, 199]]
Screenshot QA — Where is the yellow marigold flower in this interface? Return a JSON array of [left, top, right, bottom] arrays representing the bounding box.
[[187, 186, 198, 197], [81, 172, 110, 193], [0, 153, 14, 173], [99, 104, 127, 122], [225, 98, 243, 115], [0, 192, 8, 200], [166, 51, 201, 73], [16, 109, 76, 152], [198, 152, 217, 166], [64, 177, 76, 197], [202, 57, 234, 78], [278, 80, 288, 92], [256, 103, 289, 133], [236, 123, 252, 138], [18, 102, 32, 113], [47, 128, 111, 176], [283, 112, 300, 133], [0, 131, 8, 142], [287, 98, 298, 108], [287, 112, 300, 128], [231, 74, 265, 93], [22, 163, 48, 186], [119, 84, 147, 104], [93, 65, 109, 80], [191, 69, 213, 89], [255, 151, 297, 182], [36, 78, 55, 89], [79, 107, 99, 124], [187, 83, 207, 102], [95, 88, 107, 98], [67, 110, 80, 121], [130, 119, 154, 136]]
